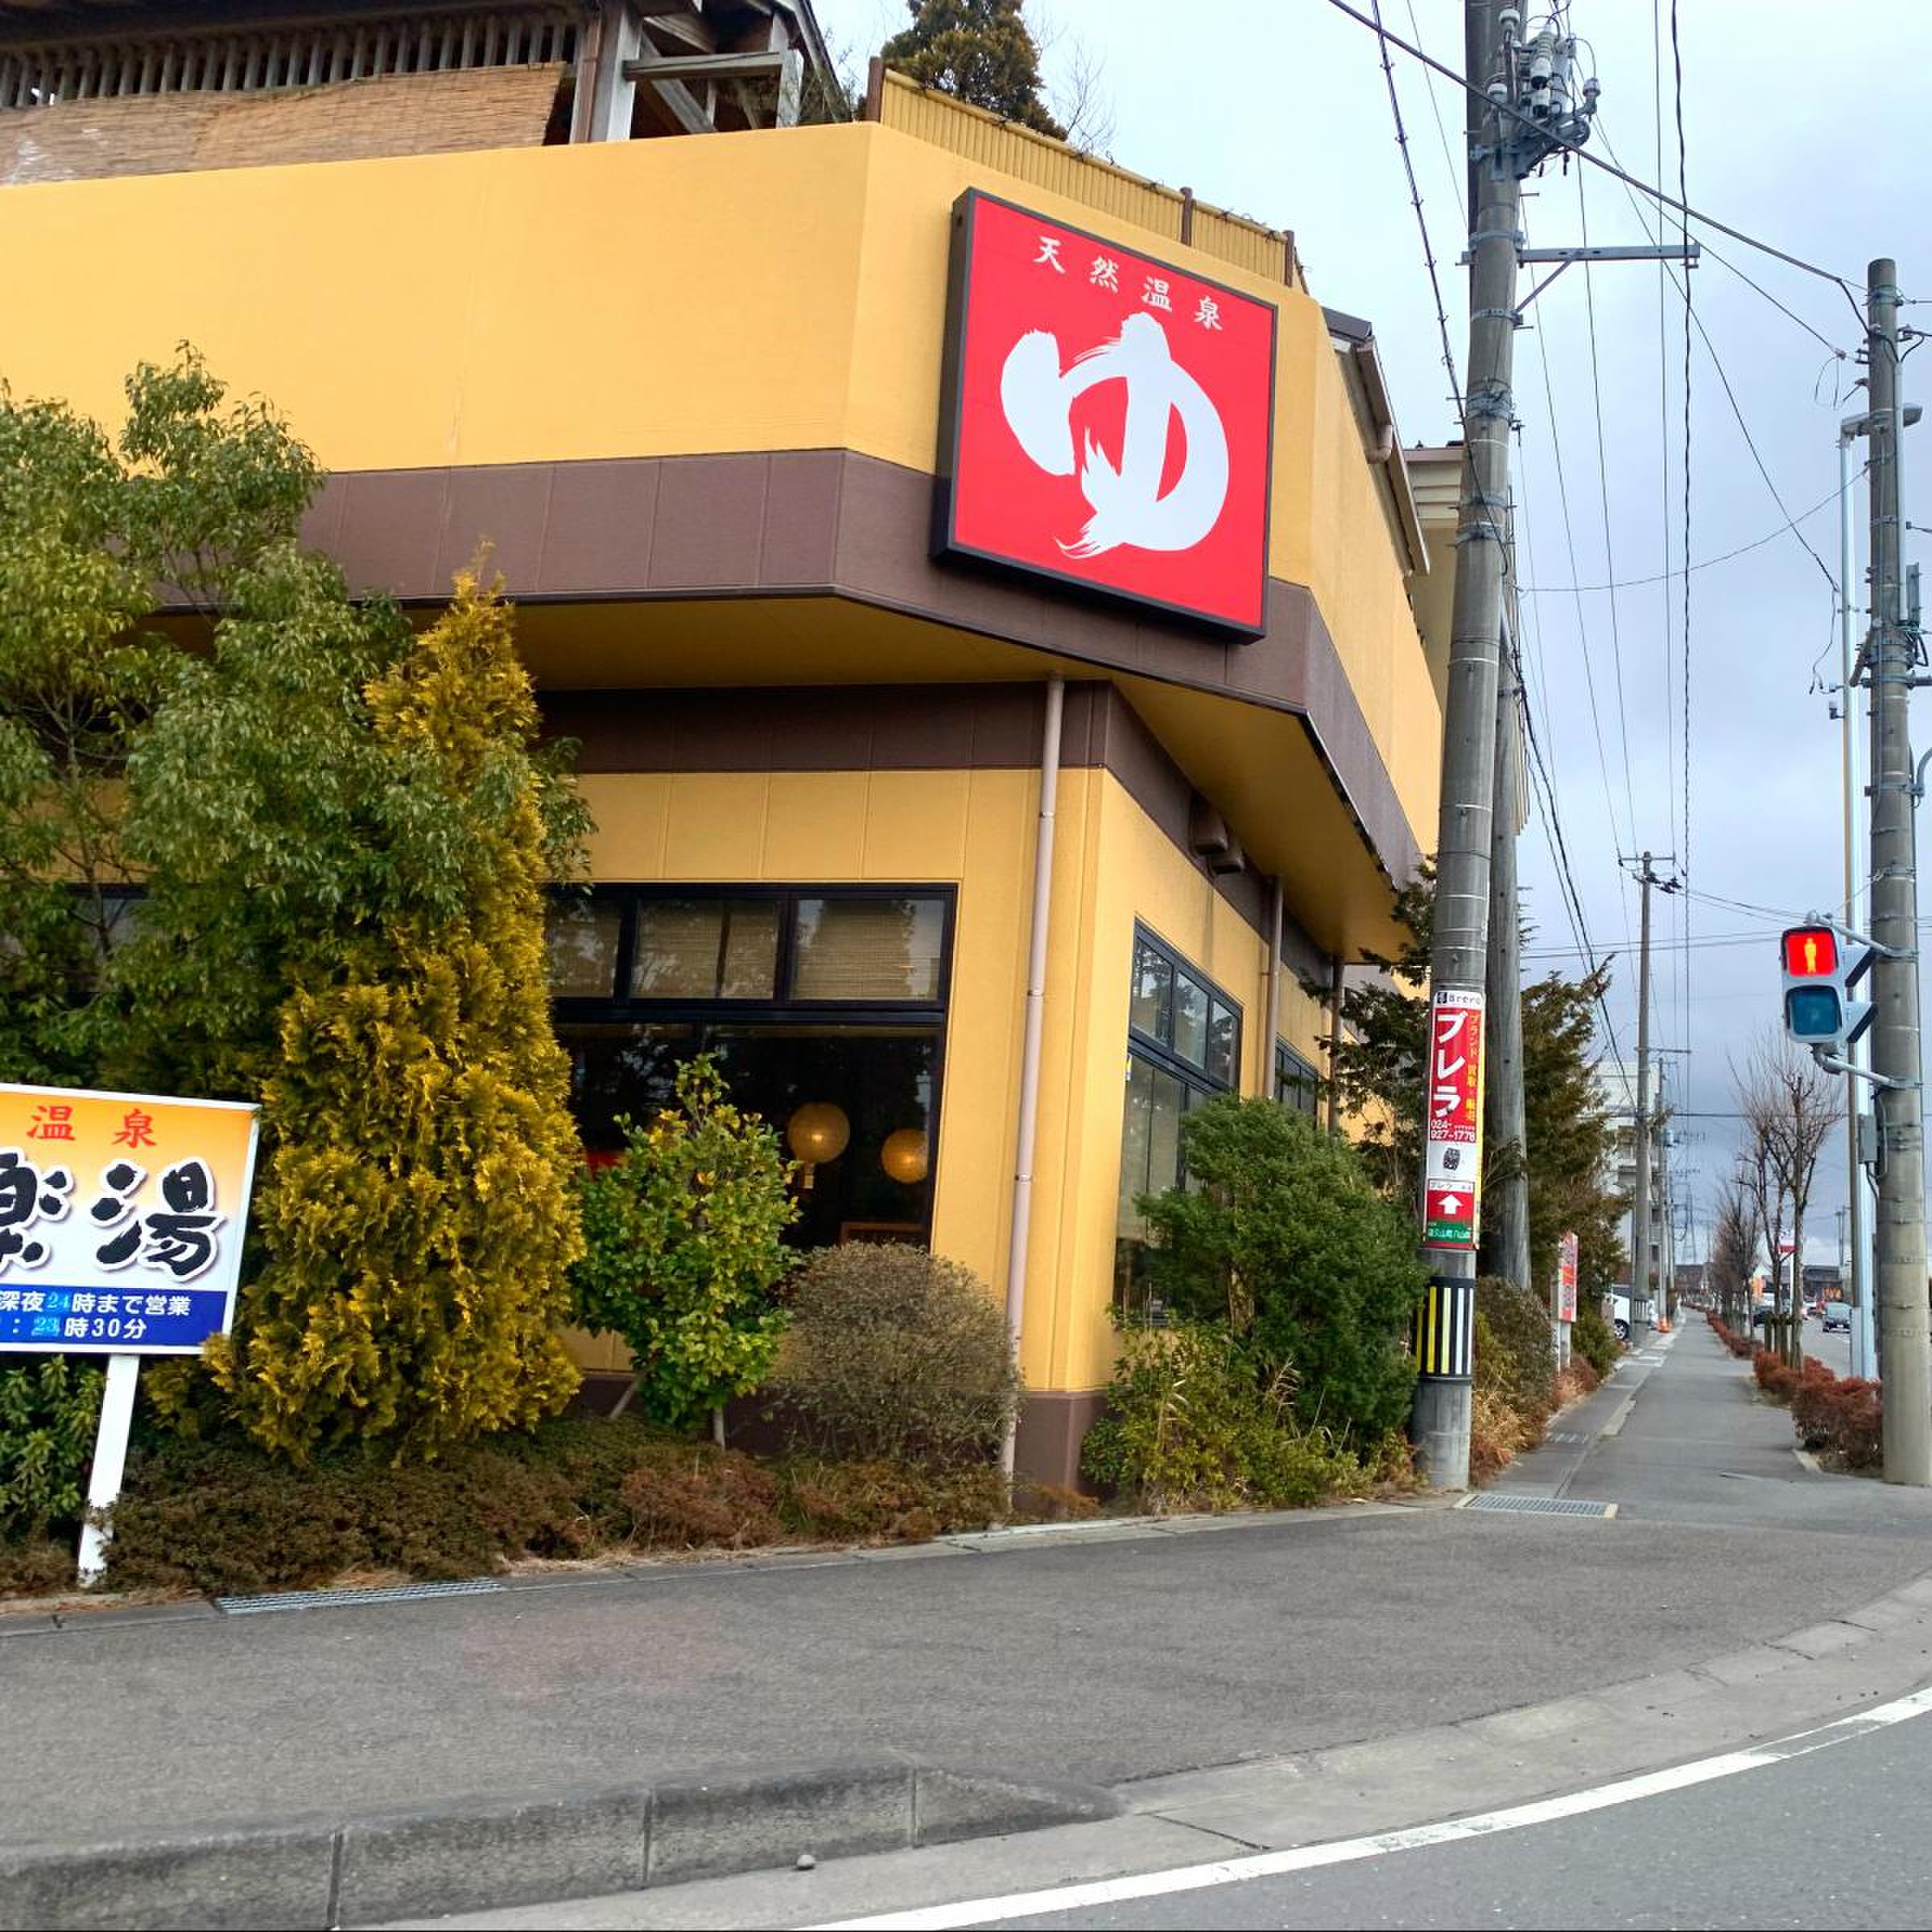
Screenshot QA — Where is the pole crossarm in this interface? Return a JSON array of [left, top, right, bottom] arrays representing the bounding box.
[[1456, 242, 1703, 315]]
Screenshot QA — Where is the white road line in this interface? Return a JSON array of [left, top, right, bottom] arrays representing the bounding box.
[[817, 1684, 1932, 1930]]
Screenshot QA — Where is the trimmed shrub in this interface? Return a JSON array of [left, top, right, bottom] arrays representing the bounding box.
[[769, 1245, 1018, 1465], [1474, 1277, 1557, 1422], [1080, 1320, 1369, 1513], [1138, 1098, 1426, 1443], [1571, 1302, 1620, 1377], [0, 1357, 104, 1540], [571, 1055, 797, 1434], [89, 1418, 1051, 1597]]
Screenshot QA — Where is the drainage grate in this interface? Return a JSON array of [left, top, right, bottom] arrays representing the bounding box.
[[217, 1577, 506, 1616], [1464, 1494, 1616, 1518], [1545, 1431, 1586, 1443]]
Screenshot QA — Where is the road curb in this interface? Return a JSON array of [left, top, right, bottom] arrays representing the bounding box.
[[0, 1757, 1121, 1930]]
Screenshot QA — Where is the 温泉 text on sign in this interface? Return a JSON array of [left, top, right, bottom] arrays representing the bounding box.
[[934, 192, 1276, 636], [0, 1084, 260, 1356]]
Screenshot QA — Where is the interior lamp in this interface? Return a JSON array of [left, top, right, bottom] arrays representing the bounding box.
[[786, 1102, 850, 1188], [880, 1128, 930, 1185]]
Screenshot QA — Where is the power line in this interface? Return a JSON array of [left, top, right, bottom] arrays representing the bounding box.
[[1517, 477, 1852, 592], [1320, 0, 1868, 316], [1572, 171, 1647, 868]]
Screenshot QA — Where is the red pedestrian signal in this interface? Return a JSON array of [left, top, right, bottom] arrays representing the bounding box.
[[1779, 922, 1872, 1053], [1782, 927, 1838, 977]]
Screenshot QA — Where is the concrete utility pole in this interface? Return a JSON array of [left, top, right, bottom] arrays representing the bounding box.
[[1863, 258, 1932, 1486], [1628, 855, 1657, 1348], [1484, 626, 1532, 1297], [1410, 0, 1521, 1489], [1839, 414, 1875, 1379]]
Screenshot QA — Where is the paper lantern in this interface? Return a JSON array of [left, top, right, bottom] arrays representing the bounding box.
[[880, 1128, 930, 1185], [786, 1102, 851, 1167]]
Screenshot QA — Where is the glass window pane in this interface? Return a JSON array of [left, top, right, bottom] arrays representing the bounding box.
[[716, 901, 782, 997], [546, 898, 622, 998], [631, 899, 778, 999], [1206, 1001, 1238, 1088], [791, 897, 945, 1001], [1130, 941, 1172, 1043], [1147, 1065, 1187, 1199], [1172, 972, 1208, 1070], [1116, 1052, 1158, 1243]]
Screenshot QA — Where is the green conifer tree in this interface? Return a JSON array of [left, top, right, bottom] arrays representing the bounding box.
[[881, 0, 1066, 137], [215, 576, 588, 1459]]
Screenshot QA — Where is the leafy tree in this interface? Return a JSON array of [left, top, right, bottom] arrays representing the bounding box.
[[114, 545, 409, 1100], [1138, 1099, 1427, 1442], [1327, 871, 1625, 1306], [571, 1056, 798, 1434], [0, 1357, 104, 1539], [213, 577, 588, 1460], [881, 0, 1066, 137], [0, 351, 320, 1086]]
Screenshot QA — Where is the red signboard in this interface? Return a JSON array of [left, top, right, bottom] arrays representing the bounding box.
[[1421, 989, 1485, 1248], [934, 190, 1277, 637], [1558, 1230, 1579, 1323]]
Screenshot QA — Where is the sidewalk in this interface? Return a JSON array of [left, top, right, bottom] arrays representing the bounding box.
[[6, 1324, 1932, 1868]]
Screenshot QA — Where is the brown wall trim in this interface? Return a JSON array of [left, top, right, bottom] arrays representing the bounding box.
[[302, 448, 1425, 886], [1013, 1389, 1107, 1491], [542, 681, 1309, 957]]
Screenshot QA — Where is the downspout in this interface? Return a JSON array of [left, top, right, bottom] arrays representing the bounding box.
[[1326, 954, 1346, 1136], [1262, 878, 1283, 1097], [1000, 675, 1065, 1479]]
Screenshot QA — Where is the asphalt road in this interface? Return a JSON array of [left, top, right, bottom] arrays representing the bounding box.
[[995, 1695, 1932, 1930]]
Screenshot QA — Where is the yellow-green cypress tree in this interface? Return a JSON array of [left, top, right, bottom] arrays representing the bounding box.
[[215, 576, 586, 1459]]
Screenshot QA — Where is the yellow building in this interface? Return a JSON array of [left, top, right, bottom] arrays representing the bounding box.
[[0, 0, 1455, 1482]]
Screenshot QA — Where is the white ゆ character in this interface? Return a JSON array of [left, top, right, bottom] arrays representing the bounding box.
[[998, 312, 1231, 560]]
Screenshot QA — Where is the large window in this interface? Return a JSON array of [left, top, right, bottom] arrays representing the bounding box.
[[1275, 1040, 1320, 1118], [1114, 927, 1241, 1318], [547, 886, 953, 1250]]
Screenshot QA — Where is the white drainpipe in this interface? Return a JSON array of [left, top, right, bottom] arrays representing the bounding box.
[[1001, 675, 1065, 1479]]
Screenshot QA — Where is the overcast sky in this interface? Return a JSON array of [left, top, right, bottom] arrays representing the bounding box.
[[817, 0, 1932, 1267]]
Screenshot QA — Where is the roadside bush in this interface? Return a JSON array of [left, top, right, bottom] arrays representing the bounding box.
[[1753, 1347, 1802, 1402], [571, 1055, 797, 1434], [1137, 1098, 1426, 1443], [1474, 1277, 1557, 1422], [1080, 1320, 1368, 1513], [768, 1245, 1018, 1465], [1822, 1377, 1883, 1470], [1707, 1312, 1753, 1359], [1571, 1302, 1620, 1378], [87, 1418, 1049, 1598], [1470, 1384, 1538, 1484], [0, 1358, 105, 1540]]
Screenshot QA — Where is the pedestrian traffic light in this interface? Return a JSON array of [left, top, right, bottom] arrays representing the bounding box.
[[1780, 923, 1873, 1052]]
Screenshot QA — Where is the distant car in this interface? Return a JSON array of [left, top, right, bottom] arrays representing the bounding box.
[[1823, 1303, 1852, 1334]]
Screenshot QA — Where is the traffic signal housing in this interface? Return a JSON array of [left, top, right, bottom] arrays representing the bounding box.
[[1781, 923, 1873, 1054]]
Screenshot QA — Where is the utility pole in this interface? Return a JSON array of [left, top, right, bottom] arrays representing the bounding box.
[[1863, 258, 1931, 1485], [1411, 5, 1686, 1484], [1839, 415, 1874, 1378], [1626, 855, 1660, 1348], [1484, 621, 1532, 1298], [1410, 0, 1522, 1490]]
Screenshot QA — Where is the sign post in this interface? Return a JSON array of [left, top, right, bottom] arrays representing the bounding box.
[[0, 1083, 260, 1584], [1553, 1228, 1578, 1371]]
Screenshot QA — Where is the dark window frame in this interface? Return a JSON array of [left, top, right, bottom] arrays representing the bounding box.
[[547, 883, 957, 1028], [1125, 923, 1242, 1100], [1274, 1038, 1320, 1117], [548, 885, 957, 1242]]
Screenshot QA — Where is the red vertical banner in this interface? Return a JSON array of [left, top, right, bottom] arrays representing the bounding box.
[[1421, 988, 1485, 1248]]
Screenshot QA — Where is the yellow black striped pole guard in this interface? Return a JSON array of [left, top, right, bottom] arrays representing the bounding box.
[[1415, 1275, 1474, 1381]]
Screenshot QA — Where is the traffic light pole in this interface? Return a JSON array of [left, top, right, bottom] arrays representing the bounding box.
[[1864, 258, 1932, 1486]]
